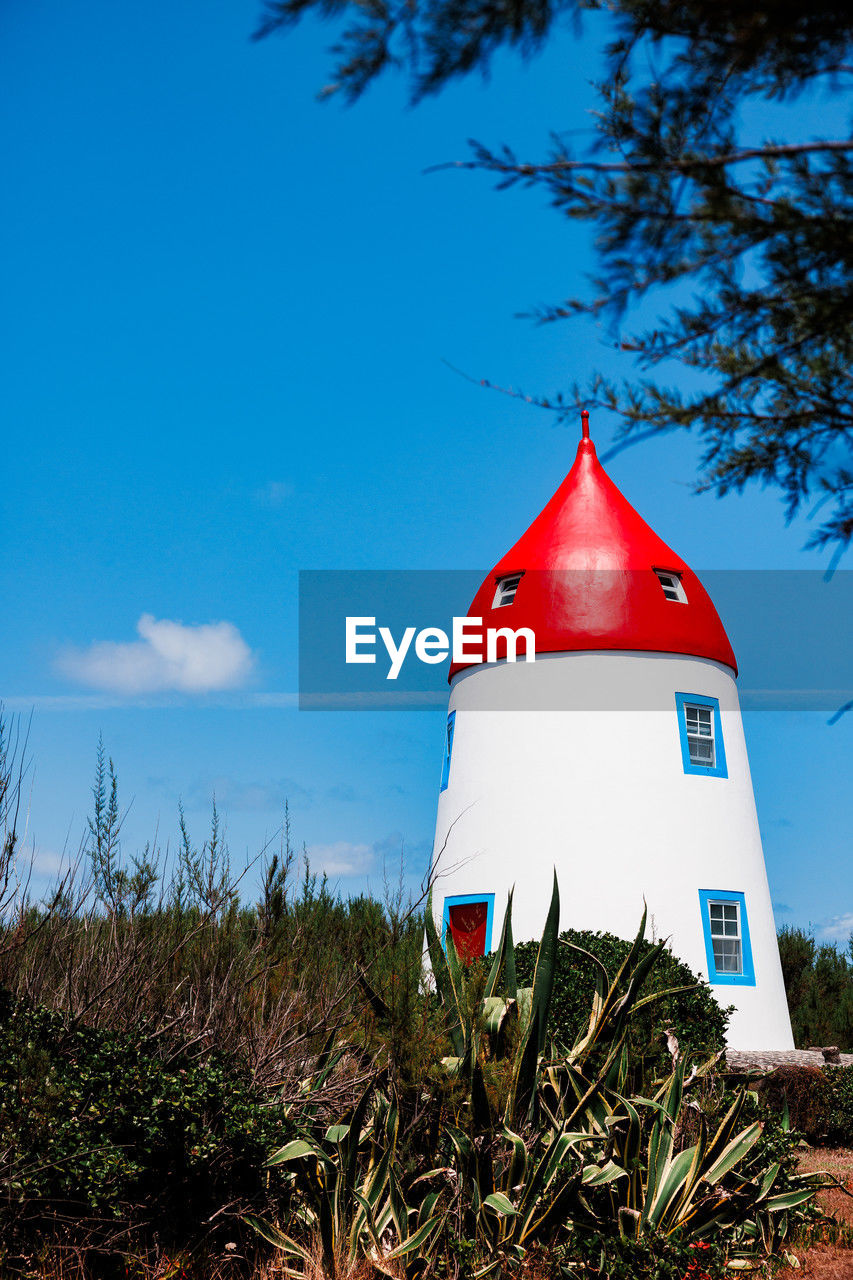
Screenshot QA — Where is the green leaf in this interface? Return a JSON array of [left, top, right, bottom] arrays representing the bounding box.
[[483, 1191, 519, 1215], [704, 1121, 763, 1185], [384, 1215, 443, 1259], [424, 890, 465, 1057], [484, 889, 514, 999], [581, 1160, 627, 1186], [764, 1188, 819, 1211], [244, 1214, 311, 1260], [267, 1138, 319, 1166], [510, 871, 559, 1122]]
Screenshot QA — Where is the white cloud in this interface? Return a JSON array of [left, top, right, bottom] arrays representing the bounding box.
[[306, 841, 374, 879], [57, 614, 255, 695], [32, 848, 66, 876], [819, 912, 853, 944], [254, 480, 293, 508], [304, 831, 428, 882]]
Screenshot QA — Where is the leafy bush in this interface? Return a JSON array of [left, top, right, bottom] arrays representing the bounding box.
[[757, 1065, 831, 1143], [826, 1064, 853, 1145], [0, 990, 288, 1244], [550, 1231, 727, 1280], [513, 928, 728, 1087]]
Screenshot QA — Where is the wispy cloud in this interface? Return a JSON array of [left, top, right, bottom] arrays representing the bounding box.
[[57, 614, 255, 695], [174, 774, 311, 812], [305, 831, 431, 883], [819, 913, 853, 944], [4, 691, 299, 712], [306, 841, 375, 878], [254, 480, 293, 509]]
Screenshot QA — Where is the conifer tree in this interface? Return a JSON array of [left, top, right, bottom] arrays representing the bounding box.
[[256, 0, 853, 555]]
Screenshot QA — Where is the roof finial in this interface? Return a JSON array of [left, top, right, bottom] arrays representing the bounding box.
[[581, 409, 590, 440]]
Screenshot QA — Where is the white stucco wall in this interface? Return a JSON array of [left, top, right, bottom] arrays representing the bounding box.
[[430, 650, 793, 1051]]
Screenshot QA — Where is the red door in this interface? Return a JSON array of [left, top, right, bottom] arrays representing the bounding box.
[[448, 901, 489, 961]]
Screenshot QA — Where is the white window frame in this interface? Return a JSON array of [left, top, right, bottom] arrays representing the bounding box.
[[492, 572, 523, 608], [685, 703, 715, 768], [654, 569, 688, 603], [707, 899, 743, 975]]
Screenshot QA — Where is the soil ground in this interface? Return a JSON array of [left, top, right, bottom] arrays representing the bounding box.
[[773, 1148, 853, 1280]]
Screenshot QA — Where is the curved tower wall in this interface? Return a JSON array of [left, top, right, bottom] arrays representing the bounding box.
[[431, 650, 793, 1051]]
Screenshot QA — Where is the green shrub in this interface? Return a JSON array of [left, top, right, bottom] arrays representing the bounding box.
[[757, 1064, 831, 1142], [552, 1230, 727, 1279], [512, 928, 728, 1087], [0, 990, 288, 1245], [826, 1063, 853, 1145]]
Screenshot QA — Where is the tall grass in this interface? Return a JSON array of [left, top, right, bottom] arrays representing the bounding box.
[[0, 715, 428, 1100]]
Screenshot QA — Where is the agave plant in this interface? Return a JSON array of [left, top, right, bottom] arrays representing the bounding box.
[[424, 875, 560, 1129], [246, 1082, 443, 1279], [249, 878, 834, 1277], [423, 881, 833, 1268], [425, 878, 699, 1129]]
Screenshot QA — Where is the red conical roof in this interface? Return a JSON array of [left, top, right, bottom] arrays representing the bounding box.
[[449, 414, 736, 679]]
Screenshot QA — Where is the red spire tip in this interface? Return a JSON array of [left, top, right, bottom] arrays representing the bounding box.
[[580, 409, 590, 440]]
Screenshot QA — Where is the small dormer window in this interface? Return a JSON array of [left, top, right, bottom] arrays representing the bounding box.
[[655, 569, 687, 603], [493, 573, 523, 608]]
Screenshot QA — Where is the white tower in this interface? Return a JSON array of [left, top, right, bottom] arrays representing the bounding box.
[[430, 413, 793, 1051]]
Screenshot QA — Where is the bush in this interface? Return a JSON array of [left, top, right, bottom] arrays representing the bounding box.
[[512, 928, 728, 1087], [550, 1231, 728, 1280], [0, 990, 288, 1248], [826, 1063, 853, 1145], [757, 1064, 831, 1142]]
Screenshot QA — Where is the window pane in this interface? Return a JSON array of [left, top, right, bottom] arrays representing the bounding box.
[[712, 936, 742, 974], [709, 904, 723, 921], [687, 707, 710, 730], [494, 575, 522, 607], [724, 919, 739, 936], [657, 571, 687, 602], [688, 736, 714, 765]]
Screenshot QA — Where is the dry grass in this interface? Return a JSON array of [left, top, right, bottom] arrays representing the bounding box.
[[6, 1243, 409, 1280], [773, 1147, 853, 1280]]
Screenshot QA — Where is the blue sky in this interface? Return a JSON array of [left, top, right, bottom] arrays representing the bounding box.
[[2, 1, 850, 942]]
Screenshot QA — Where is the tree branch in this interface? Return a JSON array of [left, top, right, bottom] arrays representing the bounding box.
[[428, 138, 853, 178]]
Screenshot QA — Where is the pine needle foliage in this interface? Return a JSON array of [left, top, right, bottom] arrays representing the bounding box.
[[255, 0, 853, 556]]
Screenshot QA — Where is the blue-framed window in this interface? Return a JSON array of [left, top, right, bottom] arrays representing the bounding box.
[[675, 692, 727, 778], [698, 890, 755, 986], [441, 893, 495, 960], [440, 711, 456, 792]]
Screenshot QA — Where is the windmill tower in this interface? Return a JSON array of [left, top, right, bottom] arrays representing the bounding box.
[[430, 413, 793, 1051]]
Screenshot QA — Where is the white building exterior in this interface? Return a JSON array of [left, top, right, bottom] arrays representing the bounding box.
[[430, 415, 794, 1051]]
